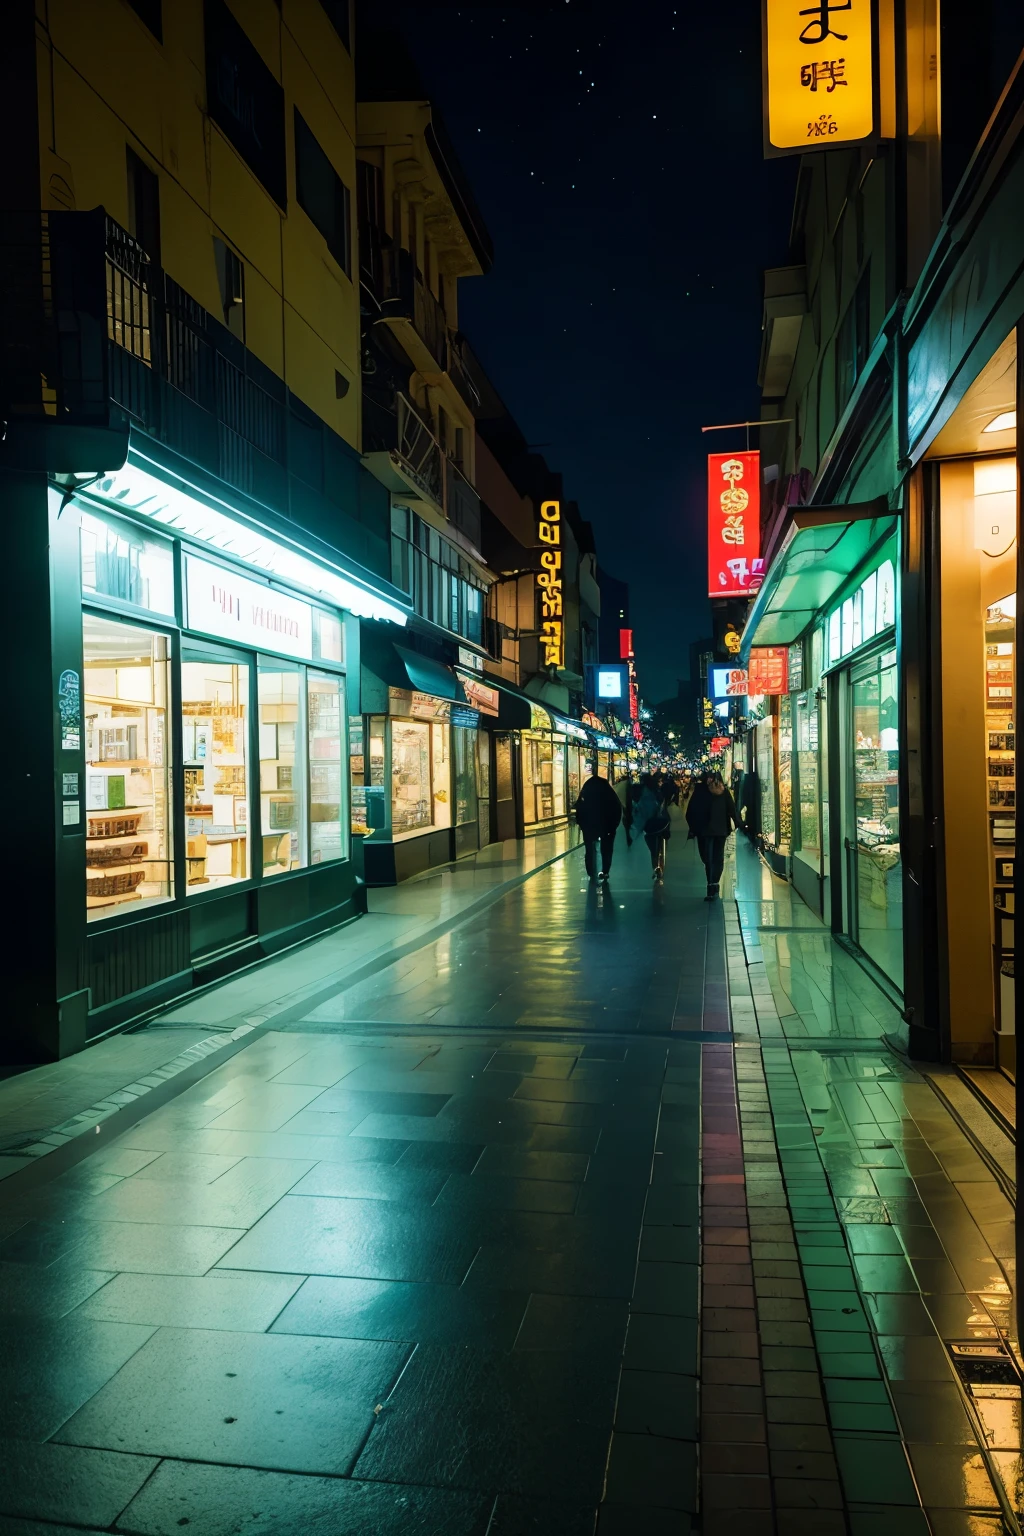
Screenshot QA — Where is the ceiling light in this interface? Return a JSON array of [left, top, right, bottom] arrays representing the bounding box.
[[983, 411, 1016, 433]]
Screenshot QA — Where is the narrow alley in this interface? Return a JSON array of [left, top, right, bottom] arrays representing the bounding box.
[[1, 834, 1017, 1534]]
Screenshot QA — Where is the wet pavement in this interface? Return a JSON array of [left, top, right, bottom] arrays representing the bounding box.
[[0, 829, 1020, 1533]]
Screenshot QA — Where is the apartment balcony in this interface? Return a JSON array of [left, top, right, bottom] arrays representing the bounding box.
[[362, 240, 448, 375], [0, 210, 389, 575], [363, 390, 482, 555]]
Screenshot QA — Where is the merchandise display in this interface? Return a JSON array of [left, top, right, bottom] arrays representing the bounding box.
[[259, 668, 302, 876], [182, 660, 250, 890], [83, 615, 172, 920], [985, 595, 1015, 1068], [851, 654, 902, 987], [308, 672, 345, 863]]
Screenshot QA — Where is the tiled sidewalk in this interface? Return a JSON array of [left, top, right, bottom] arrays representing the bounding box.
[[723, 835, 1018, 1532], [0, 830, 578, 1182]]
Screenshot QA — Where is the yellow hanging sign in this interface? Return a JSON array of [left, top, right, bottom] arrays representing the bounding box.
[[763, 0, 875, 155]]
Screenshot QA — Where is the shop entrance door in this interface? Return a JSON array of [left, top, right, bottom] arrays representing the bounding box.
[[493, 733, 516, 842], [844, 648, 903, 990]]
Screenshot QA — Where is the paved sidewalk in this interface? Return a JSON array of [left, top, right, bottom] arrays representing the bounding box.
[[0, 830, 577, 1181], [0, 828, 1020, 1533]]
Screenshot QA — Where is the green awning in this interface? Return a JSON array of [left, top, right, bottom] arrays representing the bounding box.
[[740, 505, 897, 661], [394, 645, 465, 701]]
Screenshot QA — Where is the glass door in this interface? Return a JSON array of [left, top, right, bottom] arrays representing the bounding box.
[[846, 649, 902, 988], [181, 652, 251, 893]]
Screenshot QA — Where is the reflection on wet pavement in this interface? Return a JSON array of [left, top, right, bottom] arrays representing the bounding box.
[[0, 830, 1019, 1532]]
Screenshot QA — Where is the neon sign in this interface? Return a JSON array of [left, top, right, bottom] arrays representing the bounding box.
[[537, 499, 564, 668]]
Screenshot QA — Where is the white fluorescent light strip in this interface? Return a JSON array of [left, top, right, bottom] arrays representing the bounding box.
[[85, 462, 408, 626], [983, 411, 1017, 433]]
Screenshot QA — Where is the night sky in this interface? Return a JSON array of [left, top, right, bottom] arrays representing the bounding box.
[[386, 1, 797, 703]]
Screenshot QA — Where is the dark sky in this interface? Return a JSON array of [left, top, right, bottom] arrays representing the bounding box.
[[386, 1, 797, 703]]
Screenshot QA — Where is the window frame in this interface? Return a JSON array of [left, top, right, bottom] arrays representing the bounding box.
[[294, 107, 353, 277]]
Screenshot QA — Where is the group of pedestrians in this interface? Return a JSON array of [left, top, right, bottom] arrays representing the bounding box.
[[574, 763, 739, 898]]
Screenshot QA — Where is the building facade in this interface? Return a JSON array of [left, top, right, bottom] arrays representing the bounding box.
[[2, 0, 424, 1060], [741, 14, 1024, 1087]]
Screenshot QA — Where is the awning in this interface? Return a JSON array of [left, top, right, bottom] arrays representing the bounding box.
[[485, 678, 534, 730], [550, 712, 591, 743], [394, 645, 464, 701], [740, 503, 897, 662]]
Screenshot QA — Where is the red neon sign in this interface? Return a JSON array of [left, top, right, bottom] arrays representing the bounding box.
[[748, 646, 788, 696], [707, 451, 763, 598], [710, 736, 731, 753], [619, 628, 634, 659]]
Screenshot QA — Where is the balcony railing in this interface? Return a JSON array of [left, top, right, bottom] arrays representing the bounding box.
[[446, 457, 481, 551]]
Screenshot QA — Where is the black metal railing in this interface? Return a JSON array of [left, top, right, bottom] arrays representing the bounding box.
[[446, 457, 481, 550]]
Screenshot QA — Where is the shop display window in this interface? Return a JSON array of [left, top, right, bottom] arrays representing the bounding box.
[[777, 694, 793, 853], [84, 615, 172, 921], [986, 594, 1015, 1059], [453, 726, 478, 827], [259, 667, 304, 877], [349, 715, 368, 835], [850, 652, 902, 986], [182, 659, 250, 892], [566, 745, 583, 809], [392, 721, 432, 835], [80, 510, 174, 615], [431, 723, 451, 827], [308, 672, 345, 864], [495, 736, 512, 801], [795, 692, 820, 863], [522, 734, 554, 824], [552, 741, 567, 817], [757, 720, 777, 844], [476, 730, 491, 804]]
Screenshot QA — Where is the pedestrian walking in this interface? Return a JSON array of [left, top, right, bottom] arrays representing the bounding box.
[[685, 770, 738, 900], [574, 764, 623, 881], [613, 772, 635, 846], [632, 775, 672, 883]]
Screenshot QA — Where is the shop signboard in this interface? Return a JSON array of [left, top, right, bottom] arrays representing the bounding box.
[[711, 736, 731, 753], [788, 639, 804, 691], [537, 499, 564, 668], [388, 687, 451, 722], [593, 664, 629, 704], [700, 696, 716, 733], [711, 665, 749, 699], [708, 452, 763, 597], [458, 646, 484, 674], [450, 703, 480, 730], [763, 0, 876, 157], [748, 646, 789, 695], [619, 628, 634, 659], [457, 673, 499, 716], [185, 555, 314, 659]]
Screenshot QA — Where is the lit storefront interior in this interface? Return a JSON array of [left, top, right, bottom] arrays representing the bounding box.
[[521, 703, 567, 828], [69, 454, 408, 1035], [923, 334, 1017, 1078]]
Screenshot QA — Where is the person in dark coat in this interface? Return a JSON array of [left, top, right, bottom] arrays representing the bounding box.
[[686, 770, 739, 900], [632, 775, 672, 884], [575, 766, 623, 881]]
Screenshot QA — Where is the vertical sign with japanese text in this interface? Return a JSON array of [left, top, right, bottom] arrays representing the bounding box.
[[537, 500, 564, 669], [708, 452, 763, 598], [764, 0, 875, 155]]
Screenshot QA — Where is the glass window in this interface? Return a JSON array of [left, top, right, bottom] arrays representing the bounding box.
[[84, 615, 172, 921], [523, 733, 555, 824], [182, 659, 250, 892], [431, 722, 451, 827], [453, 726, 477, 826], [757, 719, 777, 844], [315, 611, 344, 664], [308, 672, 345, 864], [850, 656, 902, 986], [795, 691, 820, 864], [392, 720, 432, 834], [495, 735, 512, 801], [476, 729, 491, 803], [259, 667, 304, 877], [349, 715, 368, 835], [80, 509, 174, 614], [552, 740, 566, 817], [777, 695, 793, 853], [567, 744, 583, 809]]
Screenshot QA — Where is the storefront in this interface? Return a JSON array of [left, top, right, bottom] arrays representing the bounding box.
[[742, 509, 901, 992], [521, 702, 568, 830], [551, 714, 592, 809], [356, 632, 478, 884], [61, 450, 408, 1039], [917, 337, 1018, 1073]]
